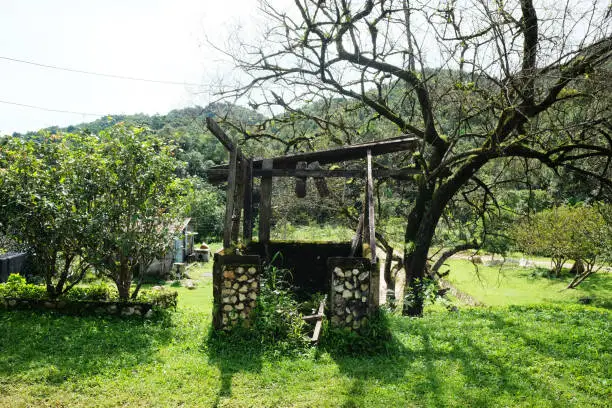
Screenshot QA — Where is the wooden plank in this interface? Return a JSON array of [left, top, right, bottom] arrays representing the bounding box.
[[295, 161, 307, 198], [308, 161, 330, 197], [223, 147, 239, 249], [205, 167, 420, 182], [302, 313, 324, 321], [231, 156, 246, 242], [366, 149, 377, 264], [258, 159, 273, 244], [349, 214, 364, 257], [206, 117, 236, 152], [310, 298, 326, 343], [242, 159, 254, 243], [251, 135, 419, 169]]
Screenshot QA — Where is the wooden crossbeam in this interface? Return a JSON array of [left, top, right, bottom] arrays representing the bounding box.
[[251, 135, 419, 169], [205, 167, 419, 182]]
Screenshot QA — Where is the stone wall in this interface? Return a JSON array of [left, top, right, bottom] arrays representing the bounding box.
[[328, 257, 373, 330], [0, 298, 155, 317], [212, 253, 261, 330]]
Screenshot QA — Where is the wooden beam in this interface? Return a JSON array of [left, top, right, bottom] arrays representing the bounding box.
[[349, 214, 364, 257], [258, 159, 273, 244], [223, 147, 239, 249], [295, 161, 307, 198], [206, 117, 236, 152], [310, 298, 326, 343], [251, 135, 419, 169], [242, 159, 254, 243], [205, 167, 420, 182], [366, 149, 377, 264]]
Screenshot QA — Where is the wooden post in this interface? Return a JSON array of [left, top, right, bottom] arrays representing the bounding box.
[[223, 147, 239, 250], [364, 149, 377, 264], [243, 159, 254, 243], [295, 161, 307, 198], [349, 214, 364, 257], [259, 159, 273, 244], [231, 155, 246, 243]]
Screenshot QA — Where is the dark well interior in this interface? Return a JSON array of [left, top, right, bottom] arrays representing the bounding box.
[[245, 241, 361, 297]]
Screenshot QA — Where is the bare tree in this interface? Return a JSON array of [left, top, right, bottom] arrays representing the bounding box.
[[216, 0, 612, 315]]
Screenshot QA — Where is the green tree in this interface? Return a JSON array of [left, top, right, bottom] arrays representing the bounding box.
[[219, 0, 612, 315], [0, 133, 101, 297], [89, 125, 191, 300], [514, 205, 610, 285]]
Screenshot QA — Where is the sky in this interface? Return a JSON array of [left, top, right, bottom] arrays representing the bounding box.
[[0, 0, 263, 134]]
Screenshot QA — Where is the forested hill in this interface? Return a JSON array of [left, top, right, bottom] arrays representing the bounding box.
[[12, 102, 266, 179]]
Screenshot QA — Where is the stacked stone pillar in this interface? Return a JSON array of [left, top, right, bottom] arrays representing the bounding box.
[[328, 257, 373, 330], [212, 253, 261, 330]]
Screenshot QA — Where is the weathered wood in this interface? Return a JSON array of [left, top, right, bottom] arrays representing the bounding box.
[[302, 313, 324, 321], [258, 159, 273, 244], [308, 161, 330, 197], [223, 147, 239, 249], [295, 161, 307, 198], [349, 214, 364, 257], [242, 159, 254, 243], [365, 150, 377, 264], [231, 157, 247, 242], [205, 167, 420, 182], [206, 117, 236, 153], [251, 134, 419, 169], [310, 298, 326, 343]]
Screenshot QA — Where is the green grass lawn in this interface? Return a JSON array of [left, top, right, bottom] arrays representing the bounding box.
[[1, 267, 611, 407], [445, 259, 612, 309]]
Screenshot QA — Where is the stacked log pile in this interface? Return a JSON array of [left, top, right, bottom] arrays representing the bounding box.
[[329, 260, 371, 330]]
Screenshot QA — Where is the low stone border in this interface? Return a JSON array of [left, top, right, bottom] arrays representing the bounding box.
[[0, 297, 156, 317]]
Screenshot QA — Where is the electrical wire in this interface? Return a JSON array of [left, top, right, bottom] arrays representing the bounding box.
[[0, 56, 206, 87], [0, 99, 106, 117]]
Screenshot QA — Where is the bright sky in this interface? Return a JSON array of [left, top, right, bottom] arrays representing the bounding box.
[[0, 0, 262, 134]]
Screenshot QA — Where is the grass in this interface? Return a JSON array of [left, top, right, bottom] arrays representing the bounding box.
[[445, 259, 612, 309], [1, 266, 611, 407]]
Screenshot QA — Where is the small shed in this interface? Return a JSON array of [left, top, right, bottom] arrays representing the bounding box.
[[146, 218, 197, 277]]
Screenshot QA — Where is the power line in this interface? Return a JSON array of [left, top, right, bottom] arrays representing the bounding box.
[[0, 56, 206, 87], [0, 99, 105, 117]]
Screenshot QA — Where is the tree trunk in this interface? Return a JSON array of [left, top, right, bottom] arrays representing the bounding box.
[[116, 259, 132, 301], [403, 186, 441, 316]]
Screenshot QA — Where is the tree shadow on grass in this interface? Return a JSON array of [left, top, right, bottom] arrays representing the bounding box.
[[0, 310, 174, 384], [319, 309, 580, 408], [204, 328, 263, 407]]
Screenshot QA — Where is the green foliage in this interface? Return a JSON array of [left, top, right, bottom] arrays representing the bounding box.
[[136, 288, 179, 309], [0, 273, 178, 309], [0, 274, 47, 299], [0, 132, 104, 297], [187, 180, 224, 242], [513, 205, 609, 278], [320, 308, 396, 355]]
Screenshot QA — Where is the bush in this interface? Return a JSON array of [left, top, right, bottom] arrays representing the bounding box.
[[0, 274, 178, 310]]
